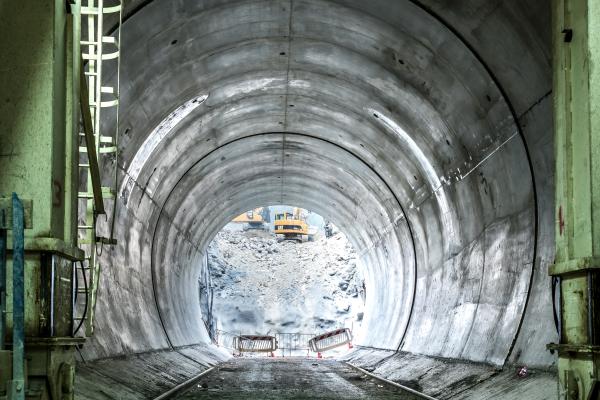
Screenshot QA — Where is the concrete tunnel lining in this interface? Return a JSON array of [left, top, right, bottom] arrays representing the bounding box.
[[150, 133, 417, 349], [83, 0, 557, 388]]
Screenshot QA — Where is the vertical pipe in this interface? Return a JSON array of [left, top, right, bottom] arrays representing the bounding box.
[[49, 256, 55, 337], [11, 193, 25, 400], [0, 222, 6, 350], [588, 272, 593, 344]]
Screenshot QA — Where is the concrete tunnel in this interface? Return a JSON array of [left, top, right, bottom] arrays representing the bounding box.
[[75, 0, 557, 397]]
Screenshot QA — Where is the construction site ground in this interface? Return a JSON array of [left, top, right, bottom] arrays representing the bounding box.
[[208, 227, 365, 336]]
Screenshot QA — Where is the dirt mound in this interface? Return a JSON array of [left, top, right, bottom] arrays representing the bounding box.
[[208, 227, 365, 336]]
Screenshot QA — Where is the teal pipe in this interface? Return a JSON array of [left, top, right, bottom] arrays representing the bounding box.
[[11, 193, 25, 400], [0, 217, 5, 350]]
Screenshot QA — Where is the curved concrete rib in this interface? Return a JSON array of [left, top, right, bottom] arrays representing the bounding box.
[[85, 0, 557, 385]]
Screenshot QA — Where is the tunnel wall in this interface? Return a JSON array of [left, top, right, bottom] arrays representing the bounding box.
[[76, 345, 230, 399], [82, 0, 557, 391], [412, 0, 556, 370], [343, 348, 558, 399]]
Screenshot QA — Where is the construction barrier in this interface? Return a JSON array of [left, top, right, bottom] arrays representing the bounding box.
[[275, 333, 315, 357], [309, 328, 353, 353], [233, 335, 278, 353]]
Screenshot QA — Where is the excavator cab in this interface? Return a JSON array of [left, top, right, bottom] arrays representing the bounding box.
[[274, 209, 309, 242], [232, 207, 269, 230]]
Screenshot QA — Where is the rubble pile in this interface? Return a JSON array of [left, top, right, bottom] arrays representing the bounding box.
[[207, 228, 365, 336]]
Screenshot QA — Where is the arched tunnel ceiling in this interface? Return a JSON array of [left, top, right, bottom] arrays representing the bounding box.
[[88, 0, 556, 370]]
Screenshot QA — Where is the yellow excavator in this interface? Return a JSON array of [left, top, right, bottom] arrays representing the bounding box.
[[232, 207, 270, 230], [274, 207, 310, 242]]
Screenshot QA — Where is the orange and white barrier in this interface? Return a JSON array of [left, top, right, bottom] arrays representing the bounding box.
[[309, 328, 353, 353], [233, 335, 278, 353]]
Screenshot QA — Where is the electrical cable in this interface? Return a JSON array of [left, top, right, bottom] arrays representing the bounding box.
[[74, 261, 78, 304], [552, 276, 560, 334], [73, 260, 89, 336]]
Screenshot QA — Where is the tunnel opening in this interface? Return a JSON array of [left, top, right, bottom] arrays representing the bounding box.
[[71, 0, 558, 398], [202, 206, 365, 358]]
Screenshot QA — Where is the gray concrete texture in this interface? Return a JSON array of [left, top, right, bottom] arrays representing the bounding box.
[[79, 0, 557, 397], [343, 348, 558, 399], [174, 358, 423, 399]]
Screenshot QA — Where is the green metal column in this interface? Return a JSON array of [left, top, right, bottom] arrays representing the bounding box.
[[0, 1, 85, 399], [551, 0, 600, 399]]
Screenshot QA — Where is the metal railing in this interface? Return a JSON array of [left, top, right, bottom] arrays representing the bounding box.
[[215, 330, 238, 351], [275, 333, 315, 357]]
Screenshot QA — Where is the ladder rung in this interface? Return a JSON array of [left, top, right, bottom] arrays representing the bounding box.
[[79, 189, 116, 199], [73, 317, 88, 321], [100, 99, 119, 107], [80, 5, 100, 14], [81, 4, 122, 15], [101, 51, 120, 61], [79, 164, 90, 168], [78, 225, 94, 230], [100, 135, 114, 143], [82, 53, 100, 61], [101, 187, 116, 198], [84, 72, 98, 77], [99, 146, 117, 153]]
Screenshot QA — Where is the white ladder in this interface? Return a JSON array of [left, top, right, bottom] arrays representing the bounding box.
[[75, 0, 122, 337]]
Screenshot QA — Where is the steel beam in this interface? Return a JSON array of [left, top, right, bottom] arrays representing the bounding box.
[[0, 2, 83, 399], [551, 0, 600, 398], [78, 57, 105, 216]]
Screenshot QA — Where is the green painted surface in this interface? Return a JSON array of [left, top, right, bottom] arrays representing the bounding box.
[[0, 2, 81, 398], [552, 0, 600, 398], [0, 1, 75, 245]]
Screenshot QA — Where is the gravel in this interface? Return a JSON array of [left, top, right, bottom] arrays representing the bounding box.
[[208, 227, 365, 336]]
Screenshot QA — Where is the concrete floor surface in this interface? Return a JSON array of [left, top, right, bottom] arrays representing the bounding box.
[[176, 358, 420, 399]]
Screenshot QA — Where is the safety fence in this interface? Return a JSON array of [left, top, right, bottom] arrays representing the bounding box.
[[309, 328, 353, 352], [216, 330, 278, 354], [216, 328, 353, 356], [233, 335, 278, 353], [275, 333, 315, 357], [215, 330, 238, 351]]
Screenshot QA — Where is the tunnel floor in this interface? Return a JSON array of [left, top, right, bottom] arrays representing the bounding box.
[[175, 358, 420, 399]]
